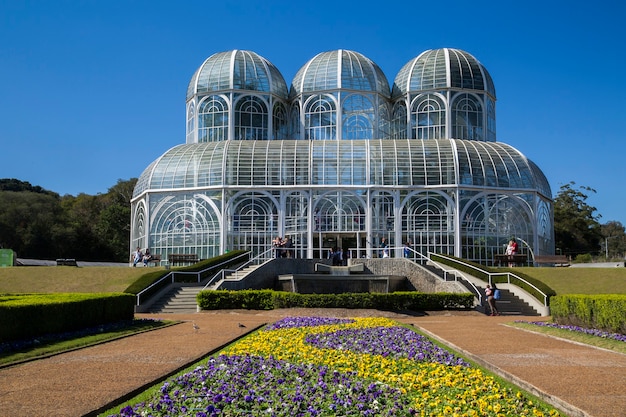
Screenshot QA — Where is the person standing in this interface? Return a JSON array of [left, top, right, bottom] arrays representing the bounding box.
[[380, 237, 389, 258], [506, 238, 518, 267], [403, 241, 412, 258], [485, 284, 499, 316]]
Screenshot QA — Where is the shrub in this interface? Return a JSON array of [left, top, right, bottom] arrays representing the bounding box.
[[0, 293, 135, 342], [550, 294, 626, 334], [196, 290, 474, 311]]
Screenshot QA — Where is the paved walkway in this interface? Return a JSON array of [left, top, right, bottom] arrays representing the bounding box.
[[1, 310, 624, 417]]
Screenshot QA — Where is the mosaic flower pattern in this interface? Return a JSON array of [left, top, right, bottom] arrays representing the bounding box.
[[111, 317, 562, 416]]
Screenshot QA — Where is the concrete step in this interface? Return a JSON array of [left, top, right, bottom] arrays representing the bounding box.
[[148, 286, 204, 313]]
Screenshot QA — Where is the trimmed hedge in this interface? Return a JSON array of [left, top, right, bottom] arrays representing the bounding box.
[[550, 294, 626, 334], [0, 293, 134, 343], [430, 254, 556, 302], [196, 290, 474, 311]]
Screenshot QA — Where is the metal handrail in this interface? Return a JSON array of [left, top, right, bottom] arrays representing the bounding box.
[[202, 247, 275, 290], [135, 251, 250, 306], [429, 252, 549, 306]]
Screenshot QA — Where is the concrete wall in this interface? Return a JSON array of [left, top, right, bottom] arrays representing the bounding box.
[[349, 258, 467, 293], [219, 258, 466, 294]]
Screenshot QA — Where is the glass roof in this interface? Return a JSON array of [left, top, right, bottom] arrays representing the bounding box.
[[133, 140, 550, 198], [290, 50, 390, 99], [392, 48, 496, 99], [186, 50, 288, 100]]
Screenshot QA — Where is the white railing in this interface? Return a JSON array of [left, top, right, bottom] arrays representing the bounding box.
[[429, 253, 549, 307], [202, 247, 274, 290], [135, 251, 250, 306]]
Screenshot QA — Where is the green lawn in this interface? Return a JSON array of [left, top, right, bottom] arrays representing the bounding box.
[[1, 264, 625, 295], [0, 266, 160, 293], [511, 267, 626, 294]]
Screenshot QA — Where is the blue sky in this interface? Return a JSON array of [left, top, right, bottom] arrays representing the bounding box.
[[1, 0, 624, 226]]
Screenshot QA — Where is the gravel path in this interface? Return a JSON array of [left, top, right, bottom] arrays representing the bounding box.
[[0, 309, 624, 417]]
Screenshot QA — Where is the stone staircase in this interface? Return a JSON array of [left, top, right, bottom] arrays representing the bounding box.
[[205, 263, 261, 290], [147, 286, 203, 314], [476, 288, 540, 316], [147, 264, 261, 313]]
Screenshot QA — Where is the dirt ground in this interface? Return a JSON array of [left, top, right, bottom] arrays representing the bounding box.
[[0, 309, 624, 417]]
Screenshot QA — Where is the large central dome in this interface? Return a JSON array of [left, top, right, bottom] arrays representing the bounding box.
[[289, 49, 390, 99]]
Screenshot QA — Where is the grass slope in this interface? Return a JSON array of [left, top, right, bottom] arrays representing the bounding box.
[[511, 267, 626, 294], [1, 265, 625, 295], [0, 266, 158, 293]]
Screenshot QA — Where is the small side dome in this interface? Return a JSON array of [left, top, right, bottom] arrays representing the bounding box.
[[186, 50, 288, 100], [392, 48, 495, 99], [290, 49, 390, 99]]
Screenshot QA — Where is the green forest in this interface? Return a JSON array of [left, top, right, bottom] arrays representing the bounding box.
[[0, 178, 136, 262]]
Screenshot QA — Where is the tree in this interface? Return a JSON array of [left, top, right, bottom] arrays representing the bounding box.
[[600, 221, 626, 260], [0, 191, 64, 258], [553, 182, 602, 257]]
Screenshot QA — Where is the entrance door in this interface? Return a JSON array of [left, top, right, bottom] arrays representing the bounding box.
[[312, 233, 366, 259]]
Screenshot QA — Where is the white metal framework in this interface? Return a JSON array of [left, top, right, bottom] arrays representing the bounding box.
[[131, 48, 554, 264]]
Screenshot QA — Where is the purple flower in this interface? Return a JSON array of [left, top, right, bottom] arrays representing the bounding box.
[[305, 326, 470, 366], [516, 321, 626, 343], [265, 316, 354, 330]]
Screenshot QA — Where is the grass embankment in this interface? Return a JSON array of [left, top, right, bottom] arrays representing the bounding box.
[[510, 267, 626, 295], [0, 266, 157, 293], [3, 265, 625, 295]]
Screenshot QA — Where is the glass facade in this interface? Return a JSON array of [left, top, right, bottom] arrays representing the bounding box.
[[131, 48, 554, 264]]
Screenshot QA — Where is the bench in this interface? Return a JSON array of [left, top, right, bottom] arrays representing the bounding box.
[[56, 258, 77, 266], [129, 253, 162, 267], [144, 254, 161, 266], [168, 253, 199, 266], [494, 254, 528, 266], [534, 255, 570, 267]]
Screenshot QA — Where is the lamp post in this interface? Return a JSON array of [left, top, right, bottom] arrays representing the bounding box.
[[605, 235, 618, 259], [516, 237, 535, 264]]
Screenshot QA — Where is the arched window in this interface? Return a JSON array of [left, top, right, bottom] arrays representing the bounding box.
[[234, 96, 268, 140], [289, 103, 301, 139], [272, 102, 288, 140], [391, 102, 407, 139], [412, 94, 446, 139], [305, 95, 336, 140], [452, 93, 483, 141], [186, 102, 195, 143], [486, 98, 496, 142], [198, 96, 228, 142], [342, 94, 374, 140]]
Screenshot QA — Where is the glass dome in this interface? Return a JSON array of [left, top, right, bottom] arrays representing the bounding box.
[[133, 139, 550, 198], [186, 50, 288, 100], [392, 48, 496, 99], [289, 50, 390, 99]]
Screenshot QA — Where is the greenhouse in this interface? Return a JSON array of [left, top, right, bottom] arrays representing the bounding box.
[[131, 48, 553, 264]]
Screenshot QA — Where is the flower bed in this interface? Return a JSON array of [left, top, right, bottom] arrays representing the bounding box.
[[515, 320, 626, 342], [112, 317, 562, 416]]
